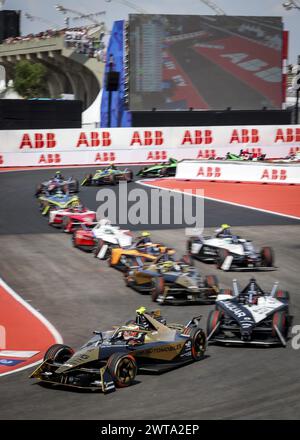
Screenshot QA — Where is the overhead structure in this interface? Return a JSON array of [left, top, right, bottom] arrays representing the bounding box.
[[55, 4, 106, 26], [24, 13, 61, 28], [282, 0, 300, 10], [198, 0, 226, 15], [104, 0, 148, 14]]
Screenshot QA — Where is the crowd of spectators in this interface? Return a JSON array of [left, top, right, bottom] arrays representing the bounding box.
[[2, 26, 106, 62]]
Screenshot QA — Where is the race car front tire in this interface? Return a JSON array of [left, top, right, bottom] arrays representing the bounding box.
[[205, 275, 219, 289], [190, 328, 206, 360], [260, 246, 274, 267], [151, 276, 165, 302], [216, 248, 230, 269], [107, 353, 137, 388], [44, 344, 74, 364], [274, 290, 290, 301], [206, 310, 222, 338], [272, 311, 288, 341]]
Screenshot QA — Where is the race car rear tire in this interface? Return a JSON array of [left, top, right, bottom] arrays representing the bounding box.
[[110, 174, 117, 185], [186, 237, 198, 254], [216, 248, 230, 269], [272, 311, 288, 340], [61, 216, 70, 232], [260, 246, 274, 267], [275, 290, 290, 301], [151, 276, 165, 302], [190, 328, 206, 360], [206, 310, 222, 338], [181, 254, 194, 266], [107, 353, 137, 388], [44, 344, 74, 364], [205, 275, 219, 289]]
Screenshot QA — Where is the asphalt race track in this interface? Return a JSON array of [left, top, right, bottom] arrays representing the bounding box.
[[0, 167, 300, 420]]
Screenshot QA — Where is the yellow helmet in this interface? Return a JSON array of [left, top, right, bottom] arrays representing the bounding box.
[[141, 231, 150, 237], [221, 224, 230, 230], [136, 306, 146, 315]]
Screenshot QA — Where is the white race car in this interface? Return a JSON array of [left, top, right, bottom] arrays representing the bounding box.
[[72, 219, 133, 257], [207, 278, 290, 346], [187, 233, 274, 271]]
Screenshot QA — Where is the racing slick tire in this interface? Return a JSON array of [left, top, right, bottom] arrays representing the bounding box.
[[260, 246, 274, 267], [44, 344, 74, 364], [205, 275, 219, 289], [73, 179, 79, 193], [186, 237, 199, 254], [151, 276, 165, 302], [181, 254, 194, 266], [275, 290, 290, 301], [35, 185, 43, 197], [272, 311, 288, 342], [216, 248, 230, 270], [190, 328, 206, 360], [94, 239, 109, 259], [126, 171, 134, 182], [61, 216, 70, 233], [159, 167, 168, 177], [107, 353, 137, 388], [109, 174, 117, 185], [206, 310, 222, 339]]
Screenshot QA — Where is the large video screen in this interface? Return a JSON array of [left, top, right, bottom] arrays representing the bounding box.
[[129, 15, 284, 111]]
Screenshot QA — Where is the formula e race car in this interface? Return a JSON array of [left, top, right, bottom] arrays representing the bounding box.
[[72, 218, 133, 253], [223, 151, 266, 161], [187, 227, 275, 271], [38, 192, 81, 216], [81, 166, 133, 186], [30, 307, 206, 392], [48, 205, 96, 232], [35, 173, 79, 197], [109, 243, 176, 272], [125, 257, 219, 305], [137, 158, 178, 178], [207, 278, 290, 347]]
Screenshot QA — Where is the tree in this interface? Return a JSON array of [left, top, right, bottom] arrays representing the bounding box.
[[13, 60, 48, 99]]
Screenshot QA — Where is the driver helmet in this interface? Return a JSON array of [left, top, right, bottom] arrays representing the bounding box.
[[55, 170, 63, 179], [247, 290, 259, 305], [215, 224, 231, 236]]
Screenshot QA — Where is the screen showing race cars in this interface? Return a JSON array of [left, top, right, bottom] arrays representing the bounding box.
[[128, 14, 284, 111]]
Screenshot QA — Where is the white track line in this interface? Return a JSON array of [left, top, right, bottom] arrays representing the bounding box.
[[0, 277, 63, 377], [136, 179, 300, 221]]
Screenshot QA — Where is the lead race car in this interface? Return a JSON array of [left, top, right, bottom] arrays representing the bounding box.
[[125, 256, 219, 305], [81, 165, 133, 186], [207, 278, 290, 347], [137, 158, 178, 178], [72, 218, 133, 253], [187, 225, 275, 271], [35, 171, 79, 197], [30, 307, 206, 392], [48, 204, 96, 232]]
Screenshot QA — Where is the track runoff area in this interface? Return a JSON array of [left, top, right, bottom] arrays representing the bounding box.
[[0, 165, 299, 421]]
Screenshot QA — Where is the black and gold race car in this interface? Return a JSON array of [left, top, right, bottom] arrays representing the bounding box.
[[125, 257, 219, 305], [30, 307, 206, 392]]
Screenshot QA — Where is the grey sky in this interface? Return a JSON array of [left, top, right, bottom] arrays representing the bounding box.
[[4, 0, 300, 63]]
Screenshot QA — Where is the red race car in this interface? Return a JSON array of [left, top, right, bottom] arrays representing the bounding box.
[[48, 205, 96, 233]]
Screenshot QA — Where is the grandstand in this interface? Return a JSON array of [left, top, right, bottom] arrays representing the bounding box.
[[0, 25, 105, 109]]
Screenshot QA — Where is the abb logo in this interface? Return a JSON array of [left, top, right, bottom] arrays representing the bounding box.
[[289, 147, 300, 154], [197, 166, 221, 178], [130, 131, 163, 146], [197, 149, 216, 159], [261, 169, 287, 180], [39, 154, 61, 164], [95, 152, 116, 162], [20, 133, 56, 149], [0, 154, 3, 165], [76, 132, 111, 147], [274, 128, 300, 143], [229, 129, 259, 144], [181, 130, 213, 145], [147, 151, 167, 161]]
